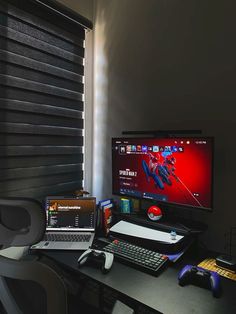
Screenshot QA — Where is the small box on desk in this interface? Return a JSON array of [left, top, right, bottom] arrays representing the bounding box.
[[216, 255, 236, 272], [97, 199, 116, 236], [120, 198, 132, 213]]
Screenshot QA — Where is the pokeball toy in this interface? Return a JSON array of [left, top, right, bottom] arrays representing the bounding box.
[[147, 205, 162, 221]]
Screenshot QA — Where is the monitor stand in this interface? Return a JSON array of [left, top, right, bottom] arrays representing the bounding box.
[[115, 212, 207, 236], [154, 215, 208, 235]]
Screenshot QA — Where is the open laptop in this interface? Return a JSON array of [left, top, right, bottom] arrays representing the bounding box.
[[31, 196, 96, 250]]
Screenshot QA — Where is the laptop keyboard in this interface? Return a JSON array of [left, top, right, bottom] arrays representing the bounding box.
[[44, 234, 91, 242]]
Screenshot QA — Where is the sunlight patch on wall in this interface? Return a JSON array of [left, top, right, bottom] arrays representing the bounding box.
[[92, 10, 108, 200]]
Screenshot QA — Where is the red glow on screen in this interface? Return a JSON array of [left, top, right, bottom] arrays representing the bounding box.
[[112, 137, 213, 210]]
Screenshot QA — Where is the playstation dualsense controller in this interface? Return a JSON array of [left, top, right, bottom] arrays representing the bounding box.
[[78, 249, 114, 273], [178, 264, 221, 297]]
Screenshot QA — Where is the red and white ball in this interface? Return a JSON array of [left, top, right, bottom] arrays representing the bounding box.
[[147, 205, 162, 221]]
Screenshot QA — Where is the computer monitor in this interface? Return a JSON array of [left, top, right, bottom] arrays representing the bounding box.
[[112, 137, 214, 211]]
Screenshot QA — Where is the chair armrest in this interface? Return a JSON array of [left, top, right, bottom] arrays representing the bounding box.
[[0, 255, 67, 314]]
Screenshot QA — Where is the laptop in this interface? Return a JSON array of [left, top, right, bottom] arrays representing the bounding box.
[[31, 196, 96, 250]]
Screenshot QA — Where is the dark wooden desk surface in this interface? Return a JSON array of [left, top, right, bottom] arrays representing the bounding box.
[[40, 249, 236, 314]]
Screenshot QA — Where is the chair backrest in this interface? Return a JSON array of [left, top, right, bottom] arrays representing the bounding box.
[[0, 198, 68, 314], [0, 198, 46, 249]]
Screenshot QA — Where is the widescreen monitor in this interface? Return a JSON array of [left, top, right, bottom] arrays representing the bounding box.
[[112, 137, 214, 211]]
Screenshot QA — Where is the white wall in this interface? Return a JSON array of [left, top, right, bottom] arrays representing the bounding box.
[[92, 0, 236, 254], [58, 0, 236, 254]]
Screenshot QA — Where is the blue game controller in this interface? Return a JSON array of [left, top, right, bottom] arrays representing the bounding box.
[[178, 264, 221, 297]]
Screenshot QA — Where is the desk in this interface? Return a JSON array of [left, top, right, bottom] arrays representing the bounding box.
[[38, 248, 236, 314]]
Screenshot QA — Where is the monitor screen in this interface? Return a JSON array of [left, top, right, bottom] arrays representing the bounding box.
[[112, 137, 214, 211]]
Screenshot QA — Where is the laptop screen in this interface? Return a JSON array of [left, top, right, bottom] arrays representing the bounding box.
[[45, 197, 96, 231]]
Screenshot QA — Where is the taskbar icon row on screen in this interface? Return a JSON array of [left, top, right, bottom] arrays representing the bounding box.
[[118, 145, 184, 154], [119, 189, 167, 202]]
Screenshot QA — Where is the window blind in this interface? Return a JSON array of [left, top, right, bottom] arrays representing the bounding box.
[[0, 0, 92, 200]]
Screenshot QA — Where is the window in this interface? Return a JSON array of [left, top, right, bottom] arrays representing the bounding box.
[[0, 0, 92, 200]]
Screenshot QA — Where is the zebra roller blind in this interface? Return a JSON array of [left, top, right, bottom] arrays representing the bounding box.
[[0, 0, 92, 200]]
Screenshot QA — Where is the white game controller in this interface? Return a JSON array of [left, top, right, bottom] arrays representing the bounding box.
[[77, 249, 114, 273]]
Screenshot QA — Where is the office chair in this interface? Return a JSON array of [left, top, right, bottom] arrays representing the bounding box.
[[0, 198, 67, 314], [0, 198, 133, 314]]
